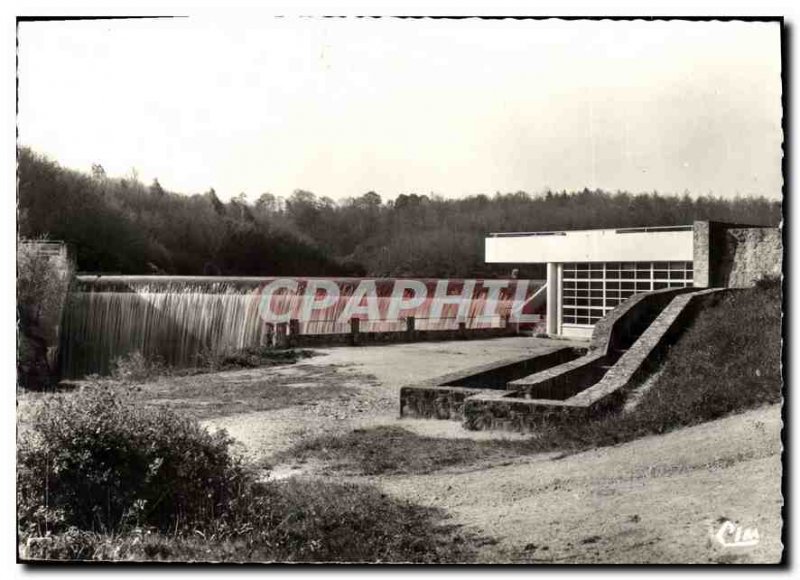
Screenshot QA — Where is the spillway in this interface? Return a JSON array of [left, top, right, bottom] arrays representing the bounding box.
[[59, 276, 545, 378]]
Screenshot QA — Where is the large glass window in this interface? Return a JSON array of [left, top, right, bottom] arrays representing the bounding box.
[[562, 261, 693, 326]]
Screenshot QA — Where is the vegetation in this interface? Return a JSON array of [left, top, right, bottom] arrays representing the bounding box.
[[17, 240, 72, 389], [17, 384, 480, 562], [109, 347, 316, 384], [280, 426, 526, 476], [19, 147, 781, 278], [280, 281, 783, 475]]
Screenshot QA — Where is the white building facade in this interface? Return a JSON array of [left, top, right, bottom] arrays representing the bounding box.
[[485, 225, 696, 339]]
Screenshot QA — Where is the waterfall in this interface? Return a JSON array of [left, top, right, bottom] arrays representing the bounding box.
[[59, 276, 545, 378]]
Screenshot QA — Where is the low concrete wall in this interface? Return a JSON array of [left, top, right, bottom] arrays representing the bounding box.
[[400, 385, 489, 421], [442, 347, 582, 389], [399, 346, 580, 420], [284, 325, 517, 348], [508, 352, 610, 400]]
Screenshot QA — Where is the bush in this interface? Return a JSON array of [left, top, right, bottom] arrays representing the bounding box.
[[18, 385, 479, 562], [110, 351, 166, 383], [17, 383, 248, 537]]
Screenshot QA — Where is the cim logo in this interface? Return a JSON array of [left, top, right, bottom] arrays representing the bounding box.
[[714, 520, 760, 548]]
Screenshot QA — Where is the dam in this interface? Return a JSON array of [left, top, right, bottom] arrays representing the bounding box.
[[59, 276, 546, 378]]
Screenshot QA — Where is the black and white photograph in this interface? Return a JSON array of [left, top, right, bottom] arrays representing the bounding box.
[[13, 9, 787, 567]]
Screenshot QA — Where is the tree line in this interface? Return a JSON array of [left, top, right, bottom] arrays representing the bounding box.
[[18, 147, 782, 278]]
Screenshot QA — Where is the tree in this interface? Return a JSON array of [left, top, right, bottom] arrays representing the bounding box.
[[150, 178, 165, 197], [91, 164, 106, 181]]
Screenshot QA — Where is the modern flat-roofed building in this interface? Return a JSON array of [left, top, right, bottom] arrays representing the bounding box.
[[485, 221, 782, 339]]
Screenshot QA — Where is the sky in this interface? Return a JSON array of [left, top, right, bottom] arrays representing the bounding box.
[[17, 17, 783, 201]]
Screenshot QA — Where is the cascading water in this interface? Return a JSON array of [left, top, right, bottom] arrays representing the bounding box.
[[60, 276, 545, 378]]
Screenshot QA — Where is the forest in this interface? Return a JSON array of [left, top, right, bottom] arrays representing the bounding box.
[[18, 147, 782, 279]]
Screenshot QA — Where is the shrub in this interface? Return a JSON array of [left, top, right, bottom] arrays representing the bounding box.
[[195, 346, 316, 373], [17, 383, 248, 537], [18, 385, 479, 562]]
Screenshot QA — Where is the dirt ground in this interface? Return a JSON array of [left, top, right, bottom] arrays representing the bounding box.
[[193, 337, 784, 564], [201, 337, 579, 459]]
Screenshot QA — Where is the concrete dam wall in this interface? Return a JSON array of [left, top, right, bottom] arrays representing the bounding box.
[[60, 276, 546, 378]]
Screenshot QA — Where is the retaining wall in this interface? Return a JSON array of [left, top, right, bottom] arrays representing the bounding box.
[[693, 221, 782, 288], [720, 227, 783, 288]]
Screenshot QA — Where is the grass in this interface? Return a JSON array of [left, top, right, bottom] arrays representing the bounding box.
[[21, 478, 482, 563], [134, 363, 360, 420], [279, 281, 783, 475], [280, 426, 528, 475], [109, 347, 318, 383]]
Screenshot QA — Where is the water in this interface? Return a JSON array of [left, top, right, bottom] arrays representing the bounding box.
[[59, 276, 545, 378]]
